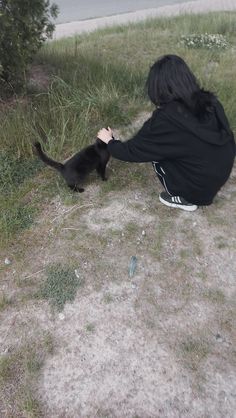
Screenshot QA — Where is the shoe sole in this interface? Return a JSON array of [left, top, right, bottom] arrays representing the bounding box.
[[159, 195, 198, 212]]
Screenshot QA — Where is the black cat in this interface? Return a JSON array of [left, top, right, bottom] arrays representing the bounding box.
[[34, 139, 110, 192]]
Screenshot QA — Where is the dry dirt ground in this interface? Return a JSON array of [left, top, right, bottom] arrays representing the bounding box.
[[0, 114, 236, 418]]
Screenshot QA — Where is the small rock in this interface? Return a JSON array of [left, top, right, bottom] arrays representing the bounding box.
[[1, 347, 10, 355], [4, 258, 11, 265], [142, 230, 146, 236], [74, 269, 80, 279], [58, 313, 65, 320], [216, 333, 223, 342]]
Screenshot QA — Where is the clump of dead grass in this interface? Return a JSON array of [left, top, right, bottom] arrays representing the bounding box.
[[0, 291, 12, 312], [180, 336, 210, 372]]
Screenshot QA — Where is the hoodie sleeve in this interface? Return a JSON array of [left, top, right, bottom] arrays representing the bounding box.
[[107, 110, 186, 162], [107, 118, 156, 162]]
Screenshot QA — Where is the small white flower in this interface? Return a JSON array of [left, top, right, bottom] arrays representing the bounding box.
[[181, 32, 229, 50]]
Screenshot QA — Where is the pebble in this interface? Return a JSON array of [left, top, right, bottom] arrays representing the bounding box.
[[216, 333, 223, 342], [1, 347, 10, 355], [74, 269, 80, 279], [59, 313, 65, 320], [4, 258, 11, 265]]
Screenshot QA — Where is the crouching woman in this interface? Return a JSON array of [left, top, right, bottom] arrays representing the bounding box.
[[97, 55, 235, 211]]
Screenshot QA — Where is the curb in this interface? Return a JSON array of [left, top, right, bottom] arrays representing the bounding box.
[[53, 0, 236, 40]]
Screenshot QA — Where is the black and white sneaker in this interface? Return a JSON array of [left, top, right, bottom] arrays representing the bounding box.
[[159, 192, 198, 212]]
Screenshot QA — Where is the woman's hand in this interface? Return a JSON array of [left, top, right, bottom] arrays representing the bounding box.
[[97, 127, 113, 144]]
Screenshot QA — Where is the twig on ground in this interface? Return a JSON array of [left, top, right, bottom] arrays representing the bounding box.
[[62, 227, 81, 231], [51, 203, 94, 223], [23, 269, 45, 280]]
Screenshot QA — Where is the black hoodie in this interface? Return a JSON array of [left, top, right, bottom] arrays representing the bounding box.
[[107, 94, 235, 205]]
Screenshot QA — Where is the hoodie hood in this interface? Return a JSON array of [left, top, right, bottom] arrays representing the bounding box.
[[161, 91, 234, 146]]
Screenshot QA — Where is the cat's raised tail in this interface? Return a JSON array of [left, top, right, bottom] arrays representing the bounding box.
[[34, 142, 64, 172]]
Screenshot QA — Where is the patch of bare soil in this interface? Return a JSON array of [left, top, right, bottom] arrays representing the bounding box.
[[0, 115, 236, 417]]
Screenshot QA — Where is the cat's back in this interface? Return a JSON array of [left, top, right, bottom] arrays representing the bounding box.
[[65, 144, 99, 173]]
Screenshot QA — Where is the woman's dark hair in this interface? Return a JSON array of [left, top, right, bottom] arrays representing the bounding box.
[[146, 54, 215, 116]]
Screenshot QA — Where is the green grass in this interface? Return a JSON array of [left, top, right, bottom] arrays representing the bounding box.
[[0, 201, 36, 245], [22, 393, 42, 418], [0, 11, 236, 247], [37, 263, 83, 311], [202, 288, 226, 304], [0, 152, 42, 194]]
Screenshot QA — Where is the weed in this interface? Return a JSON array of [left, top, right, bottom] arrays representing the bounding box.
[[43, 332, 54, 355], [22, 392, 42, 418], [215, 235, 228, 249], [26, 351, 42, 374], [86, 323, 95, 332], [206, 213, 228, 227], [0, 354, 16, 385], [103, 293, 114, 304], [202, 288, 226, 304], [180, 336, 210, 371], [196, 271, 208, 281], [179, 249, 192, 259], [216, 241, 228, 249], [151, 216, 173, 260], [38, 263, 83, 311], [0, 292, 12, 311], [125, 221, 139, 236]]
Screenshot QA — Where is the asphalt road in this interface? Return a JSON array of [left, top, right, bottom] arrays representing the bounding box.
[[54, 0, 197, 24]]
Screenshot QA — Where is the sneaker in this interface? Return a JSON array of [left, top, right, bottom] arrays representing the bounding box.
[[159, 191, 198, 212]]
